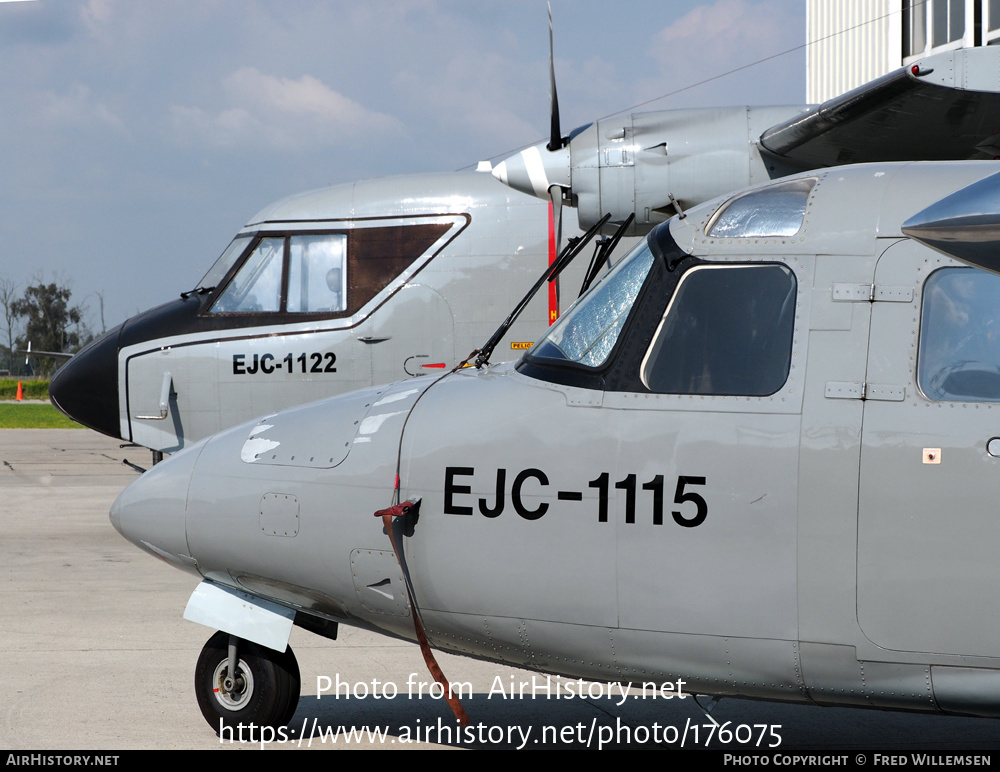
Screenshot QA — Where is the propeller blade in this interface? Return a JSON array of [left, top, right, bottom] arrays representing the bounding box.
[[547, 2, 562, 151], [491, 4, 570, 201]]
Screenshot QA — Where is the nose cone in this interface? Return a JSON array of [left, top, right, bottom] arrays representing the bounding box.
[[492, 138, 571, 200], [111, 443, 203, 575], [49, 324, 122, 439]]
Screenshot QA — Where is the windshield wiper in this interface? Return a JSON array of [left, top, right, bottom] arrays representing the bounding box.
[[180, 286, 216, 299], [579, 213, 634, 297], [472, 213, 612, 369]]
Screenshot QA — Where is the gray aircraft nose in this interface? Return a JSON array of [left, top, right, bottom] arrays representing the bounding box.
[[49, 325, 122, 439], [110, 444, 203, 576]]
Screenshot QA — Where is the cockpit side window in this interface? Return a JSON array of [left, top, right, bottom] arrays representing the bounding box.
[[287, 234, 347, 313], [918, 267, 1000, 402], [641, 264, 796, 396]]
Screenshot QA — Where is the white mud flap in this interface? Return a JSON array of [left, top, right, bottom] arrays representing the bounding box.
[[183, 581, 294, 652]]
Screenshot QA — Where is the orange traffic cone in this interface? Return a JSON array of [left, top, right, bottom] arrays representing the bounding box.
[[15, 381, 22, 401]]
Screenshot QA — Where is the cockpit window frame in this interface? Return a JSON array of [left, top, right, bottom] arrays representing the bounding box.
[[518, 222, 690, 390], [704, 177, 816, 239], [200, 221, 453, 324], [206, 231, 349, 318], [639, 262, 797, 397], [195, 235, 254, 294], [518, 221, 801, 399], [286, 233, 348, 314]]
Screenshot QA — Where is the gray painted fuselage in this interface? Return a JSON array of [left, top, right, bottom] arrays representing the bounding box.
[[113, 161, 1000, 719]]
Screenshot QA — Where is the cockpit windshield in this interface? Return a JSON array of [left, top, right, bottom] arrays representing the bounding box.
[[196, 236, 253, 293], [527, 239, 655, 368]]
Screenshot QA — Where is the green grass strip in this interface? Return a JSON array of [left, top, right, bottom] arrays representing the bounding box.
[[0, 403, 83, 429]]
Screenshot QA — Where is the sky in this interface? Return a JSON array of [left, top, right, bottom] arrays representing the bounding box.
[[0, 0, 806, 336]]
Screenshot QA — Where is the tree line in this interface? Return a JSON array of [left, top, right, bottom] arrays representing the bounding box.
[[0, 277, 97, 378]]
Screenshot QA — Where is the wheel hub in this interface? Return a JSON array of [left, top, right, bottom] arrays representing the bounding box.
[[212, 658, 254, 711]]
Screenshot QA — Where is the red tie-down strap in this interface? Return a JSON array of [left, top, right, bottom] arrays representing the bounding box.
[[374, 500, 471, 727]]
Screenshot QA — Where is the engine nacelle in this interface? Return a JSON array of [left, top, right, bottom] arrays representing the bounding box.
[[494, 105, 809, 234]]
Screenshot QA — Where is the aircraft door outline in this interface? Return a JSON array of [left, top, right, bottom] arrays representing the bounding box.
[[606, 255, 809, 645], [857, 239, 1000, 660]]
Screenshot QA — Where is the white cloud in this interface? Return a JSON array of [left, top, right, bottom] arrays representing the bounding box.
[[391, 49, 546, 158], [169, 67, 404, 150], [81, 0, 115, 27], [654, 0, 792, 53], [36, 84, 127, 134], [639, 0, 804, 107]]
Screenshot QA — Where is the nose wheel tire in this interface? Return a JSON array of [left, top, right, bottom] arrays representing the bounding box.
[[195, 631, 301, 734]]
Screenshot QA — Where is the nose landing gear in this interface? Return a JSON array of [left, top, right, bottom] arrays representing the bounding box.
[[195, 631, 301, 734]]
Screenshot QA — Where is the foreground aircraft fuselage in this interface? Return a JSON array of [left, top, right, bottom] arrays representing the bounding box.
[[112, 161, 1000, 731]]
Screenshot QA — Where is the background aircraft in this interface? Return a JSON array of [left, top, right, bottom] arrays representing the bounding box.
[[494, 46, 1000, 234], [0, 1, 806, 336], [110, 159, 1000, 732], [50, 171, 609, 456], [50, 46, 1000, 459]]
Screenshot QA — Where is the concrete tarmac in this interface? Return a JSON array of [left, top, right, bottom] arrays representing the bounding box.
[[1, 429, 998, 751]]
